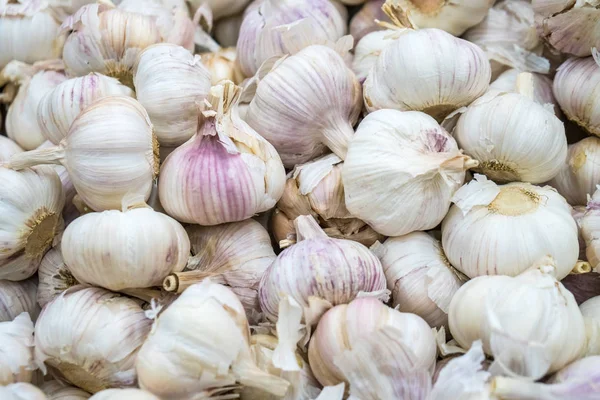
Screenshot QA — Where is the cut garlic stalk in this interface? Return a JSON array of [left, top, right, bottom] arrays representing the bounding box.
[[0, 280, 39, 323], [0, 313, 35, 385], [36, 245, 78, 308], [349, 0, 387, 43], [41, 380, 91, 399], [89, 389, 158, 400], [0, 136, 23, 162], [0, 383, 46, 400]]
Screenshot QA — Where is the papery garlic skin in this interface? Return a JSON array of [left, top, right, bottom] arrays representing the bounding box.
[[442, 176, 578, 279], [380, 232, 464, 329], [246, 44, 362, 168], [0, 280, 39, 323], [133, 44, 211, 146], [0, 313, 35, 385], [352, 30, 394, 83], [0, 383, 47, 400], [201, 48, 245, 85], [187, 0, 251, 20], [89, 389, 158, 400], [364, 29, 490, 121], [41, 380, 91, 399], [34, 288, 152, 393], [0, 136, 23, 162], [38, 73, 134, 145], [490, 68, 559, 115], [343, 110, 474, 237], [0, 166, 64, 281], [580, 296, 600, 357], [308, 297, 436, 387], [349, 0, 386, 43]]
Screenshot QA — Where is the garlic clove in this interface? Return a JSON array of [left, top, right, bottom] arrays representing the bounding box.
[[0, 279, 39, 323], [0, 312, 35, 385], [88, 388, 159, 400], [0, 136, 23, 162], [349, 0, 387, 43], [0, 383, 46, 400], [41, 380, 91, 399]]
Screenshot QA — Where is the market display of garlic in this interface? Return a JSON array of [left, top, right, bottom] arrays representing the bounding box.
[[136, 280, 290, 399], [352, 29, 394, 83], [349, 0, 386, 43], [343, 109, 476, 237], [0, 136, 23, 162], [0, 280, 39, 323], [580, 296, 600, 357], [41, 381, 91, 400], [88, 389, 158, 400], [34, 287, 152, 393], [0, 383, 47, 400], [200, 47, 245, 85], [7, 96, 159, 212], [259, 215, 387, 324], [0, 312, 35, 385], [490, 68, 559, 115], [442, 175, 578, 279], [0, 166, 64, 281], [581, 188, 600, 270]]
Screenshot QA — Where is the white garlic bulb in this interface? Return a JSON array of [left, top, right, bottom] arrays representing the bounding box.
[[364, 28, 490, 121], [454, 76, 567, 184], [8, 96, 159, 212], [553, 55, 600, 136], [0, 166, 64, 281], [245, 40, 361, 168], [38, 73, 134, 145], [549, 138, 600, 206], [136, 280, 290, 399], [201, 47, 245, 85], [0, 313, 35, 385], [308, 297, 436, 387], [580, 296, 600, 357], [573, 206, 588, 261], [259, 215, 387, 324], [0, 383, 46, 400], [0, 280, 39, 323], [187, 0, 251, 20], [343, 109, 475, 237], [37, 245, 78, 308], [352, 30, 394, 83], [41, 381, 90, 400], [490, 68, 559, 115], [237, 0, 346, 77], [442, 175, 579, 279], [448, 260, 586, 379], [349, 0, 386, 43], [159, 82, 285, 225], [0, 136, 23, 162], [89, 389, 158, 400], [34, 287, 152, 393], [582, 188, 600, 270], [133, 44, 211, 147], [379, 232, 465, 329]]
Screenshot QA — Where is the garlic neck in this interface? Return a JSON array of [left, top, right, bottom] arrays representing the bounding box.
[[294, 215, 329, 242], [322, 121, 355, 161], [488, 186, 540, 216], [6, 144, 65, 170], [24, 209, 60, 259]]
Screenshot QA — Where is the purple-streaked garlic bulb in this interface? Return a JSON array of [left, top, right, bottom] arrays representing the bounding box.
[[349, 0, 387, 43], [0, 280, 39, 323]]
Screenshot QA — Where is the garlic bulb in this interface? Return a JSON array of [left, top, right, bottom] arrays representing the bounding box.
[[553, 55, 600, 136], [448, 259, 586, 379], [349, 0, 386, 43], [236, 0, 346, 77], [573, 206, 588, 260], [0, 383, 46, 400], [490, 68, 559, 115], [580, 296, 600, 356], [159, 82, 285, 225], [0, 313, 35, 385], [454, 76, 567, 184], [442, 175, 579, 279], [308, 297, 436, 388], [37, 246, 78, 308], [343, 109, 475, 237], [273, 154, 384, 248], [0, 280, 39, 323], [136, 280, 290, 399], [0, 136, 23, 162], [379, 232, 465, 329], [133, 44, 211, 147], [259, 215, 387, 324], [580, 188, 600, 270], [34, 288, 152, 393], [8, 96, 159, 212], [201, 47, 245, 85], [89, 389, 158, 400], [187, 0, 251, 20], [364, 28, 490, 121], [41, 381, 90, 400], [38, 73, 134, 145], [214, 13, 243, 47], [0, 166, 64, 281], [352, 30, 395, 83]]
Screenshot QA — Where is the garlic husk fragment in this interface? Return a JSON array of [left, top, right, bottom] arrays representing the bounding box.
[[41, 380, 91, 399], [0, 313, 35, 385], [8, 96, 159, 212], [448, 259, 586, 379], [0, 383, 47, 400], [201, 47, 245, 85], [0, 280, 39, 323], [0, 166, 65, 281], [349, 0, 387, 43], [379, 232, 465, 329], [273, 154, 384, 248], [259, 215, 387, 324], [454, 78, 567, 184], [352, 30, 395, 83], [187, 0, 251, 20], [442, 175, 578, 279], [136, 280, 290, 399], [308, 298, 436, 389], [159, 81, 285, 225], [553, 55, 600, 136], [237, 0, 346, 77], [89, 389, 159, 400], [214, 13, 243, 47], [581, 188, 600, 271], [38, 73, 134, 145], [579, 296, 600, 357], [343, 109, 475, 237], [133, 44, 211, 146], [0, 135, 23, 162], [490, 68, 559, 116], [364, 28, 490, 121], [34, 287, 152, 393]]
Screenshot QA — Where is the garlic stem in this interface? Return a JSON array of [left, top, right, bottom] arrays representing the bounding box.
[[294, 215, 329, 242], [120, 288, 166, 303], [232, 359, 290, 397], [163, 270, 225, 293], [491, 376, 553, 399], [572, 261, 593, 275], [321, 122, 355, 161], [7, 145, 65, 170]]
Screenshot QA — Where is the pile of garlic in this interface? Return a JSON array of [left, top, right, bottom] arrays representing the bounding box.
[[2, 0, 600, 397]]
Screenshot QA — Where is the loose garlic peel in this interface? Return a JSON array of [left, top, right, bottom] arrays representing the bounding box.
[[0, 280, 39, 323], [0, 313, 35, 386], [136, 280, 290, 399], [34, 288, 152, 394], [579, 296, 600, 357], [343, 109, 475, 237], [0, 166, 65, 281], [442, 175, 579, 279], [88, 388, 159, 400]]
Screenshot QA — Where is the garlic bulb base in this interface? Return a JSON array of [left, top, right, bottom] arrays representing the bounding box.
[[422, 103, 461, 123], [52, 362, 111, 394], [488, 186, 540, 216], [24, 210, 60, 259], [476, 161, 520, 183], [105, 63, 135, 90]]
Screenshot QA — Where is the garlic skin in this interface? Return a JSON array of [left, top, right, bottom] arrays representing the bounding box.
[[580, 296, 600, 356], [349, 0, 386, 43], [553, 56, 600, 137], [490, 68, 559, 116], [38, 73, 134, 145], [259, 215, 387, 323], [0, 383, 46, 400], [0, 166, 65, 281], [136, 281, 290, 399], [0, 280, 39, 323], [0, 136, 23, 162], [449, 261, 586, 379], [89, 389, 158, 400], [352, 30, 395, 83], [159, 82, 285, 225], [0, 313, 35, 385], [442, 175, 579, 279], [34, 288, 152, 393], [187, 0, 251, 20], [308, 297, 436, 387], [364, 29, 490, 121], [8, 96, 159, 212], [201, 48, 245, 85], [133, 44, 211, 147], [41, 381, 91, 400], [343, 110, 475, 237], [380, 232, 464, 329]]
